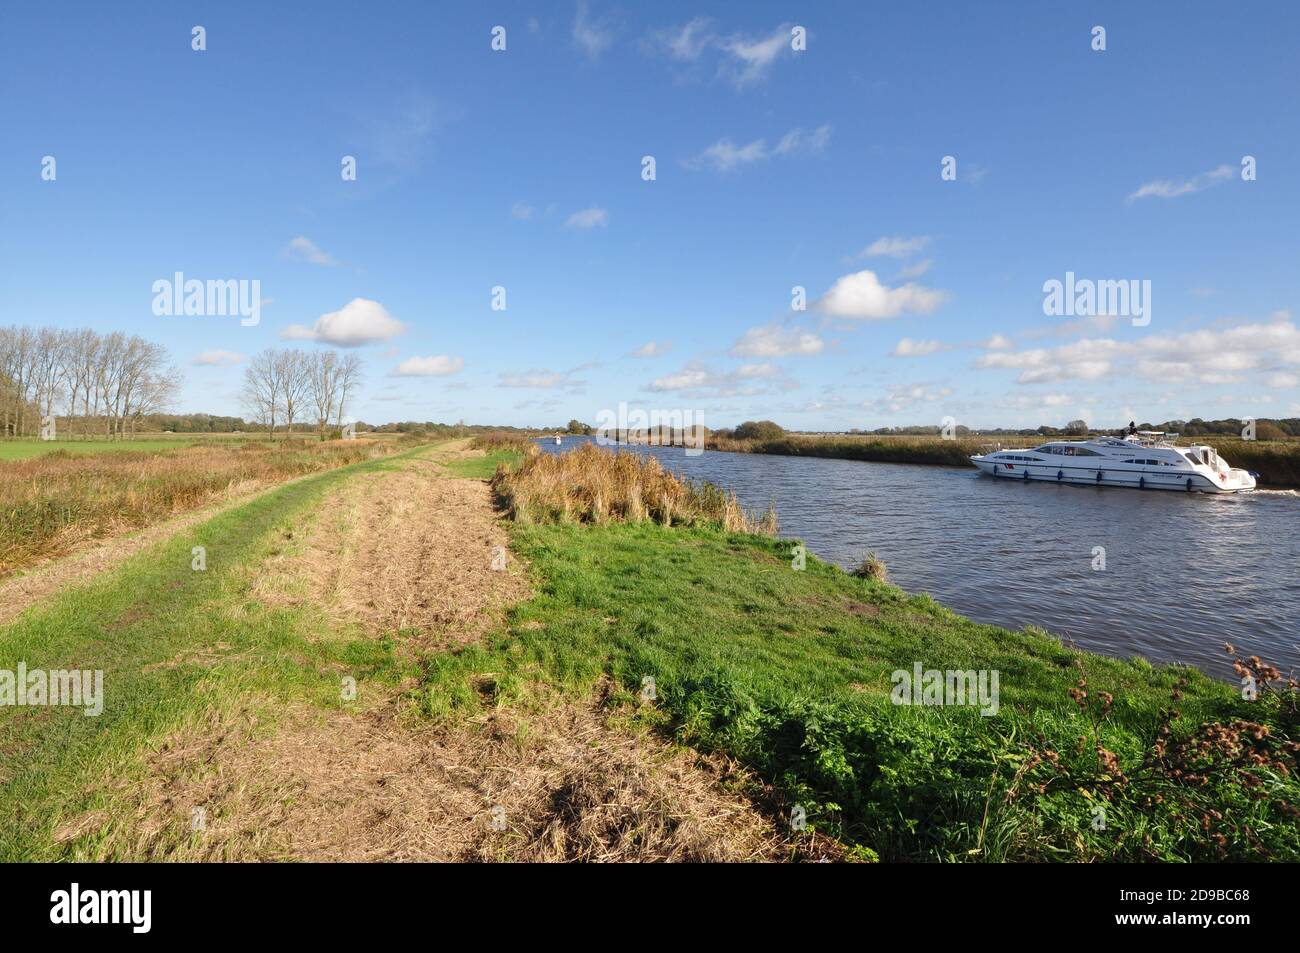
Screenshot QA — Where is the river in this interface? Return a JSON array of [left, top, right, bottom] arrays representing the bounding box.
[[539, 437, 1300, 679]]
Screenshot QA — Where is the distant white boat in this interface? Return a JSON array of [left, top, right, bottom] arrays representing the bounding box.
[[970, 432, 1256, 493]]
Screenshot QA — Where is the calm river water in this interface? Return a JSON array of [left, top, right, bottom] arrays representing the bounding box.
[[540, 438, 1300, 679]]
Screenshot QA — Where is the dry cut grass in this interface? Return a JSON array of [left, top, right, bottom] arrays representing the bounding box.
[[492, 443, 776, 533], [0, 439, 406, 577]]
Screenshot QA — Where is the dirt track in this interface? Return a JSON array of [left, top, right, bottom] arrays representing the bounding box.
[[112, 443, 818, 861]]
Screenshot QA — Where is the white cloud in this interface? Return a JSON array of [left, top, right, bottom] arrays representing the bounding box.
[[731, 324, 824, 358], [628, 340, 672, 358], [814, 269, 946, 320], [392, 355, 464, 377], [281, 298, 406, 347], [896, 258, 933, 279], [1004, 393, 1075, 410], [890, 337, 948, 358], [718, 24, 792, 88], [1267, 372, 1300, 388], [572, 0, 615, 58], [863, 384, 952, 415], [281, 236, 339, 267], [497, 365, 591, 392], [773, 124, 832, 156], [974, 317, 1300, 385], [1127, 164, 1233, 202], [566, 206, 609, 228], [977, 338, 1121, 384], [648, 365, 711, 392], [193, 349, 243, 366], [511, 201, 535, 220], [658, 17, 712, 60], [686, 124, 830, 172], [982, 334, 1014, 350], [858, 235, 930, 259], [646, 360, 796, 397]]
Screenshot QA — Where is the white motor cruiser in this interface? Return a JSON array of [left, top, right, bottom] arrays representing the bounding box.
[[970, 432, 1256, 493]]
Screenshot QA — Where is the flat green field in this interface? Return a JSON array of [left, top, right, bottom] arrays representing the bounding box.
[[0, 439, 194, 461]]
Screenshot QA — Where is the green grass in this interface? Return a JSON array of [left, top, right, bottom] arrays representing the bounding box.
[[417, 518, 1299, 862], [441, 449, 523, 480], [0, 439, 196, 461], [0, 443, 442, 860], [3, 439, 1292, 862]]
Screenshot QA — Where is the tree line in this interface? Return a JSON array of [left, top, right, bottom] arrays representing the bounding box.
[[241, 348, 363, 440], [0, 325, 178, 439]]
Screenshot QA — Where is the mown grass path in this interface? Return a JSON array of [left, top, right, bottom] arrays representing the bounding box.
[[0, 444, 440, 859]]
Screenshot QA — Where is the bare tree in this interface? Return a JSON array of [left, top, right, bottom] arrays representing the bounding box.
[[242, 349, 282, 438], [308, 350, 340, 441], [276, 349, 310, 438], [335, 352, 364, 431]]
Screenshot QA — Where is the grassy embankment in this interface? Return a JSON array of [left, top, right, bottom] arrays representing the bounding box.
[[0, 441, 447, 859], [0, 437, 414, 577], [707, 433, 1300, 488], [2, 437, 1294, 861], [419, 445, 1300, 861]]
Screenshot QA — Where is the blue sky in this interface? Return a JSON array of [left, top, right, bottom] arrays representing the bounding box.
[[3, 0, 1299, 429]]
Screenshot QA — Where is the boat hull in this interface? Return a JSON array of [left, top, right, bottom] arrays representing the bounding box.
[[970, 458, 1254, 493]]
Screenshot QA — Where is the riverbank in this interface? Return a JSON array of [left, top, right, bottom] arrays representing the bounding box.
[[3, 442, 1295, 861], [469, 448, 1300, 860], [705, 433, 1300, 488]]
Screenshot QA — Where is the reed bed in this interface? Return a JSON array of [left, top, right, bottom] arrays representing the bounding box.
[[492, 443, 776, 533], [707, 433, 982, 467], [470, 432, 542, 455], [0, 439, 403, 576], [1201, 437, 1300, 487]]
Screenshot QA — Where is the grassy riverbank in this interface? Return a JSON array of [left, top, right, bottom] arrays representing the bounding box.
[[428, 447, 1300, 861], [3, 441, 1294, 861], [707, 433, 1300, 488]]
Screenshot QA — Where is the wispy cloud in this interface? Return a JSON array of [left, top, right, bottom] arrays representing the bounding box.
[[863, 383, 952, 415], [392, 354, 464, 376], [646, 360, 796, 398], [565, 206, 609, 228], [890, 338, 949, 358], [857, 235, 930, 259], [627, 340, 672, 358], [280, 236, 339, 267], [1127, 164, 1233, 202], [193, 349, 243, 367], [686, 124, 830, 172], [572, 0, 615, 59], [510, 201, 536, 220], [366, 92, 444, 171], [731, 324, 824, 358], [717, 24, 793, 88], [646, 20, 797, 90], [654, 17, 713, 61], [895, 258, 933, 279], [498, 364, 592, 392]]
